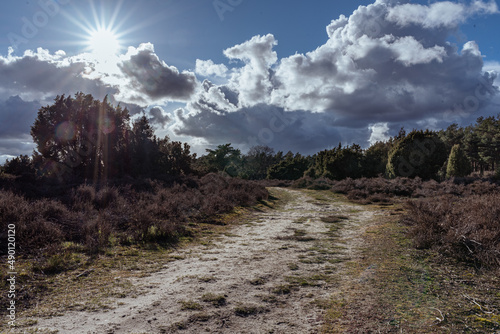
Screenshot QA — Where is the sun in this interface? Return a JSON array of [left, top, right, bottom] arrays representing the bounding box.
[[87, 28, 121, 61]]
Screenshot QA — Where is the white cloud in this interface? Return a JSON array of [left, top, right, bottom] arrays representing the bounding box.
[[0, 47, 114, 102], [386, 0, 498, 29], [368, 122, 390, 146], [173, 0, 499, 153], [270, 0, 498, 120], [223, 34, 278, 107], [195, 59, 228, 77]]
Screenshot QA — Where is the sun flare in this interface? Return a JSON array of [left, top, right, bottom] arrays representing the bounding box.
[[87, 28, 121, 61]]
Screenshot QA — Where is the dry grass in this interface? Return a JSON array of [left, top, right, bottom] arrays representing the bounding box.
[[325, 210, 500, 333]]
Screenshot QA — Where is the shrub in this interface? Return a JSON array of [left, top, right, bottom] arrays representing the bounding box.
[[72, 185, 96, 211], [291, 176, 333, 190], [403, 194, 500, 270], [94, 187, 119, 209], [1, 173, 269, 256], [446, 144, 472, 178], [386, 130, 447, 179]]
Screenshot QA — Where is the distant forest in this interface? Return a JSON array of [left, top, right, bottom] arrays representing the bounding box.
[[2, 92, 500, 182]]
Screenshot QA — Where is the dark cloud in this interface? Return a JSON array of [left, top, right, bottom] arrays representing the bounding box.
[[272, 0, 499, 122], [0, 95, 39, 139], [0, 95, 39, 160], [117, 43, 197, 104], [175, 103, 341, 155], [0, 138, 35, 162], [173, 0, 499, 152], [116, 101, 144, 116], [148, 106, 171, 128]]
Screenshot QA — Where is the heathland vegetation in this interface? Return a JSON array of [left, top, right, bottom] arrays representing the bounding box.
[[1, 93, 500, 324]]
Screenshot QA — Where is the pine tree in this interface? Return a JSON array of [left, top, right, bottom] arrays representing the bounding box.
[[446, 144, 472, 178]]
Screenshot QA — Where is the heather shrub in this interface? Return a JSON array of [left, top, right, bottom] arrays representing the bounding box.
[[0, 173, 269, 255], [330, 176, 499, 204], [83, 214, 115, 254], [71, 185, 95, 211], [292, 176, 333, 190], [94, 187, 119, 209], [0, 192, 68, 254], [331, 178, 356, 194], [403, 194, 500, 270]]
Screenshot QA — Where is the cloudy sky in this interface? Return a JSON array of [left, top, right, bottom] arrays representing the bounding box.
[[1, 0, 499, 163]]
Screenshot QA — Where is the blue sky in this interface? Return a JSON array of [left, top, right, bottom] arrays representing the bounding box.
[[1, 0, 499, 163]]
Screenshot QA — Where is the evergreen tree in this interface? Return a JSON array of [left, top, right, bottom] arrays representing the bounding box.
[[386, 130, 447, 179], [267, 153, 310, 180], [446, 144, 472, 178], [363, 141, 390, 177], [31, 93, 131, 181]]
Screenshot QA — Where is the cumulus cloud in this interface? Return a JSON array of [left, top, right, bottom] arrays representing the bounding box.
[[386, 0, 498, 29], [368, 123, 391, 146], [173, 0, 498, 152], [175, 103, 341, 154], [117, 43, 197, 104], [0, 47, 115, 102], [271, 0, 498, 120], [195, 59, 228, 77], [148, 106, 171, 128], [223, 34, 278, 107]]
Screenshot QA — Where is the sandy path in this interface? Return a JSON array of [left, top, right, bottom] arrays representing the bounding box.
[[34, 188, 377, 334]]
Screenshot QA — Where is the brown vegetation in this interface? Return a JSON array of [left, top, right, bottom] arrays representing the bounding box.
[[403, 193, 500, 271], [292, 175, 500, 271], [0, 173, 268, 256]]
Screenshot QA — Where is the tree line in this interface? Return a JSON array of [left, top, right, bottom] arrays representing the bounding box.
[[2, 93, 499, 182]]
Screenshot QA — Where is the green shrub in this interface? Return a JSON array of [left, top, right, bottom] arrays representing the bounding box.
[[446, 144, 472, 178]]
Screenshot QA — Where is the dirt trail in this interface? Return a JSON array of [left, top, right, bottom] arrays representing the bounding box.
[[34, 188, 381, 334]]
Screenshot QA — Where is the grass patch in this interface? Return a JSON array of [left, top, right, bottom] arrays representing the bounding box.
[[258, 294, 279, 304], [188, 312, 211, 322], [276, 229, 316, 242], [272, 284, 292, 295], [249, 277, 267, 285], [201, 293, 226, 307], [285, 275, 323, 287], [179, 300, 204, 311], [320, 215, 349, 224], [324, 208, 500, 333], [198, 275, 217, 283], [234, 303, 269, 317]]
